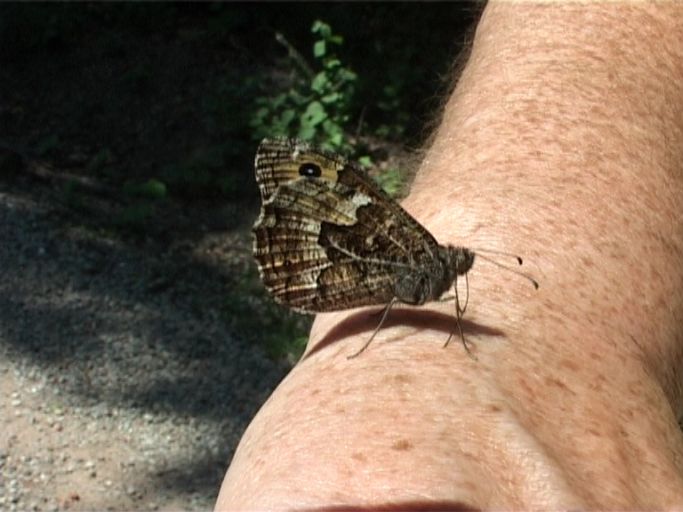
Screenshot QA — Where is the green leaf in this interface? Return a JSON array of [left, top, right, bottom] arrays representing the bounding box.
[[321, 119, 344, 148], [358, 156, 373, 168], [311, 71, 329, 93], [312, 20, 331, 38], [328, 131, 343, 148], [313, 39, 326, 58], [320, 92, 340, 104], [375, 168, 405, 197], [301, 101, 326, 127], [278, 109, 296, 127], [311, 20, 323, 33], [338, 68, 357, 82], [297, 124, 316, 141], [323, 58, 341, 70]]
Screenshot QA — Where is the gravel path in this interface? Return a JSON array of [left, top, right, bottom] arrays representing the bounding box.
[[0, 183, 288, 511]]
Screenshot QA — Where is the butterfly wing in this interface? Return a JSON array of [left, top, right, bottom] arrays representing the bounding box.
[[253, 171, 445, 312], [255, 137, 346, 202]]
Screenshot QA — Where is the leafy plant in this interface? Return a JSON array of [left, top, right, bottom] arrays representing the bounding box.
[[250, 20, 357, 153]]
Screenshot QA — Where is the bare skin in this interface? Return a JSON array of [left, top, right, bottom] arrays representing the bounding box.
[[216, 3, 683, 509]]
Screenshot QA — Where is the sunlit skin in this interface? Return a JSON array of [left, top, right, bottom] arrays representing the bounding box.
[[216, 3, 683, 509]]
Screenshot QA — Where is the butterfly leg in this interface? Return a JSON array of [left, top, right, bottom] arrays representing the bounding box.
[[445, 274, 476, 359], [347, 297, 398, 359]]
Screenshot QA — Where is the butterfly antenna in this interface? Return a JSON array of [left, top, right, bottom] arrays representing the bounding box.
[[471, 247, 525, 265], [471, 249, 539, 289]]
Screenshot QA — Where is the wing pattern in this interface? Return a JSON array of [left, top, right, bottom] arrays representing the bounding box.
[[253, 138, 449, 312]]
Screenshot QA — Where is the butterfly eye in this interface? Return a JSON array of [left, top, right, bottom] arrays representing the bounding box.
[[299, 163, 322, 178]]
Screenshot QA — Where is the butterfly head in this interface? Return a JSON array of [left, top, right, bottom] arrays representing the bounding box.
[[444, 245, 475, 277], [428, 245, 475, 301]]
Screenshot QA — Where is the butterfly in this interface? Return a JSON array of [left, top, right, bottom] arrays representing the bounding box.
[[252, 137, 537, 357]]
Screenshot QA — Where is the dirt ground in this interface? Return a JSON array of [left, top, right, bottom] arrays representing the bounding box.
[[0, 179, 289, 511]]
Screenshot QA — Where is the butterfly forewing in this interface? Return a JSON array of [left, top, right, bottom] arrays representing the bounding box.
[[255, 138, 346, 202]]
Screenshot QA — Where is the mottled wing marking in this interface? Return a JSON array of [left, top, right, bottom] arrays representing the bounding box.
[[253, 177, 399, 311]]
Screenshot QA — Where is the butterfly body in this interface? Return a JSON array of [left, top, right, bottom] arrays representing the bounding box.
[[252, 137, 475, 315]]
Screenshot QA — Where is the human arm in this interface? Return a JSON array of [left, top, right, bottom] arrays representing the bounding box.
[[216, 3, 683, 509]]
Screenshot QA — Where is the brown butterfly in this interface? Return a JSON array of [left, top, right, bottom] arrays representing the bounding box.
[[252, 137, 537, 357]]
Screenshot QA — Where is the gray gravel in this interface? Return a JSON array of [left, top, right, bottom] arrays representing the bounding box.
[[0, 186, 288, 510]]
